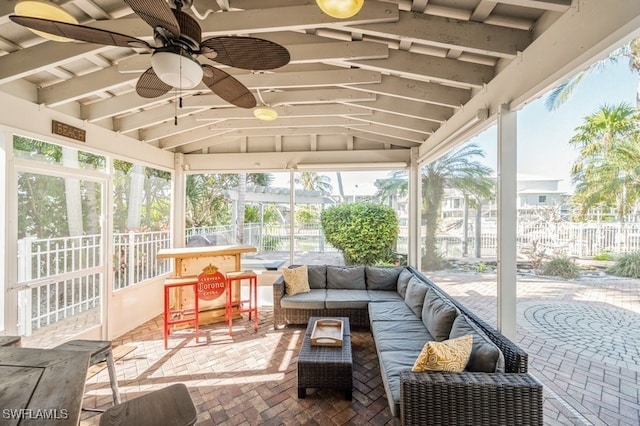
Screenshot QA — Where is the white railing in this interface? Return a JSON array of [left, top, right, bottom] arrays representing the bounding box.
[[17, 221, 640, 333], [436, 221, 640, 259], [185, 223, 340, 253], [113, 231, 172, 290], [17, 231, 171, 334]]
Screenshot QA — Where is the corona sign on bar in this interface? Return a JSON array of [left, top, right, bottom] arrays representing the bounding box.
[[197, 264, 226, 300]]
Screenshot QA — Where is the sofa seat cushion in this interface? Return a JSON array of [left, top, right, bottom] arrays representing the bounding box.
[[373, 333, 433, 353], [377, 349, 424, 416], [369, 301, 421, 322], [371, 319, 431, 337], [366, 266, 403, 290], [367, 290, 404, 303], [421, 289, 460, 341], [325, 289, 370, 309], [327, 265, 366, 289], [449, 315, 506, 373], [280, 289, 326, 309]]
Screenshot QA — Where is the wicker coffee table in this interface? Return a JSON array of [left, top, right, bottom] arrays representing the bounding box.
[[297, 317, 352, 400]]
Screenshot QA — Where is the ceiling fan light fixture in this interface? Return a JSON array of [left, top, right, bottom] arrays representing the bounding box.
[[14, 0, 78, 42], [316, 0, 364, 19], [253, 106, 278, 121], [151, 50, 203, 89]]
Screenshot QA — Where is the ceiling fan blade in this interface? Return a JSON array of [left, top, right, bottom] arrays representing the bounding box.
[[202, 64, 256, 109], [124, 0, 180, 38], [200, 36, 290, 70], [9, 16, 150, 48], [136, 68, 172, 98]]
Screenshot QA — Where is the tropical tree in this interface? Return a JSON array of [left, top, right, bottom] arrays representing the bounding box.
[[546, 37, 640, 110], [296, 171, 333, 195], [375, 143, 494, 270], [569, 103, 640, 222], [185, 172, 273, 229]]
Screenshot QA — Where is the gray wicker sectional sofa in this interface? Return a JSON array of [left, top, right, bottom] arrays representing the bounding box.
[[273, 265, 543, 425]]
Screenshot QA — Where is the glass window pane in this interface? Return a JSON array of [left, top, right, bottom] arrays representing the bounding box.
[[13, 135, 106, 172], [112, 160, 172, 289]]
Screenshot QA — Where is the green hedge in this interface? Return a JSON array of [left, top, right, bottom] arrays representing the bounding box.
[[321, 202, 399, 265]]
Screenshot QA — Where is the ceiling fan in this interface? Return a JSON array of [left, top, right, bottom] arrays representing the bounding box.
[[9, 0, 291, 109]]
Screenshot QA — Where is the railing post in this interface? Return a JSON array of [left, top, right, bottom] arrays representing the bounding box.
[[16, 236, 35, 336], [128, 231, 136, 286]]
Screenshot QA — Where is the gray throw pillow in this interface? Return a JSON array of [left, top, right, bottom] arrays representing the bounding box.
[[449, 315, 505, 373], [306, 265, 327, 289], [421, 289, 459, 341], [366, 266, 403, 291], [397, 268, 413, 298], [326, 265, 366, 289], [404, 277, 429, 318]]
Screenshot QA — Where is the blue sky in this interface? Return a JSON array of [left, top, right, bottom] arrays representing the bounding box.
[[471, 54, 638, 192]]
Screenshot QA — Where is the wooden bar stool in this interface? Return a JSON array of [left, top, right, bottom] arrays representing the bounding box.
[[99, 383, 197, 426], [163, 276, 200, 350], [53, 339, 121, 405], [225, 270, 258, 336]]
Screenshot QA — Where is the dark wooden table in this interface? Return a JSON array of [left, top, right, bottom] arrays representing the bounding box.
[[0, 347, 91, 425], [0, 336, 21, 347]]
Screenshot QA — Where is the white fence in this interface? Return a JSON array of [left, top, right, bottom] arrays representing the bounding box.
[[16, 221, 640, 333], [437, 221, 640, 258]]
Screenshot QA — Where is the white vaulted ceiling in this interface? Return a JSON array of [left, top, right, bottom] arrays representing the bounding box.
[[1, 1, 639, 171]]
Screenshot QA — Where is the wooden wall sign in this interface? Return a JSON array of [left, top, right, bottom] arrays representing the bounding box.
[[52, 120, 86, 142]]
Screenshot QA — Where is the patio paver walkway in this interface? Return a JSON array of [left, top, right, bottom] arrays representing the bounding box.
[[431, 271, 640, 426]]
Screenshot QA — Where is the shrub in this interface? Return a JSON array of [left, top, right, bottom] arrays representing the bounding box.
[[476, 262, 488, 273], [607, 252, 640, 278], [321, 202, 399, 265], [261, 234, 281, 251], [540, 256, 581, 280], [593, 251, 615, 261]]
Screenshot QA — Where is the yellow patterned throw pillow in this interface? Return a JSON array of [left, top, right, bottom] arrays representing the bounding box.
[[282, 265, 310, 296], [412, 334, 473, 372]]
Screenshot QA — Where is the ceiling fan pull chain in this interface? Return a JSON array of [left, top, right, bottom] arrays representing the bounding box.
[[174, 86, 178, 126]]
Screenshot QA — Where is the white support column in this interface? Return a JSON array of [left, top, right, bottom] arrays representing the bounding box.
[[408, 147, 421, 268], [0, 130, 7, 332], [496, 104, 517, 340], [289, 169, 295, 265], [173, 153, 186, 248]]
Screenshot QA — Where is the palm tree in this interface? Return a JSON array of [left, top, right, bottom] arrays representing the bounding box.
[[376, 143, 494, 270], [569, 103, 640, 222], [546, 37, 640, 110], [296, 171, 333, 195]]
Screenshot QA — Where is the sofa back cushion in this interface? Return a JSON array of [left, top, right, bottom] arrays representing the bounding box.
[[404, 277, 429, 318], [327, 265, 366, 289], [307, 265, 327, 289], [396, 268, 413, 298], [366, 266, 403, 291], [449, 315, 505, 373], [421, 289, 459, 341]]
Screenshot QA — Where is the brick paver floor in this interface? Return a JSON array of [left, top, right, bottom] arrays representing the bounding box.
[[73, 268, 639, 425], [431, 271, 640, 426], [80, 310, 399, 425]]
